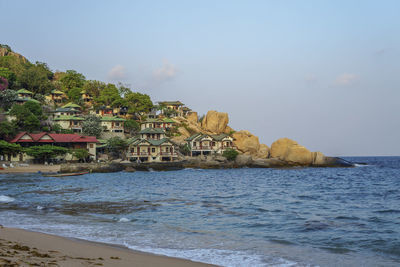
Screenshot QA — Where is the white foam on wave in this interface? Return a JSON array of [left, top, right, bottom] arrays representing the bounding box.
[[354, 163, 370, 167], [124, 244, 299, 267], [36, 205, 44, 210], [118, 217, 130, 222], [0, 195, 15, 203]]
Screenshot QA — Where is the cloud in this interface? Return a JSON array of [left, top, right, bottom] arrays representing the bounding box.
[[335, 73, 358, 85], [152, 59, 178, 82], [108, 65, 127, 80]]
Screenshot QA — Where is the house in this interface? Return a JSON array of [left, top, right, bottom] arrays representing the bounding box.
[[100, 116, 125, 133], [52, 107, 81, 118], [81, 90, 93, 106], [158, 101, 185, 117], [186, 133, 235, 156], [113, 107, 130, 118], [45, 90, 67, 105], [91, 106, 114, 117], [61, 102, 82, 111], [7, 132, 98, 162], [140, 118, 176, 130], [127, 127, 177, 162], [53, 115, 84, 133], [14, 89, 40, 105]]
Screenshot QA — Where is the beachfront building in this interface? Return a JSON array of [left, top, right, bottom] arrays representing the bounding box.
[[7, 132, 98, 162], [127, 128, 178, 162], [45, 90, 67, 105], [186, 133, 235, 156], [140, 118, 176, 131], [53, 115, 84, 133]]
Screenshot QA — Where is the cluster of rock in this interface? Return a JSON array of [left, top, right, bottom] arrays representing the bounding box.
[[171, 110, 350, 167]]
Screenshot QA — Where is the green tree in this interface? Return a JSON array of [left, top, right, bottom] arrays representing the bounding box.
[[83, 80, 105, 99], [71, 148, 89, 162], [25, 145, 68, 163], [0, 121, 17, 140], [0, 67, 16, 88], [94, 83, 122, 107], [124, 92, 153, 118], [0, 140, 22, 156], [66, 87, 83, 103], [222, 148, 239, 161], [106, 137, 128, 159], [9, 103, 41, 132], [0, 89, 17, 110], [82, 115, 102, 138], [124, 119, 140, 135], [24, 100, 45, 120], [19, 63, 53, 95], [179, 144, 191, 156], [60, 70, 85, 90]]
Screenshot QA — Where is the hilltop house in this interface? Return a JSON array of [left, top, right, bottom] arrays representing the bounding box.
[[53, 115, 84, 133], [52, 107, 81, 118], [186, 133, 235, 156], [158, 101, 185, 117], [6, 132, 98, 162], [91, 106, 114, 117], [100, 116, 125, 138], [127, 128, 177, 162], [45, 90, 67, 105]]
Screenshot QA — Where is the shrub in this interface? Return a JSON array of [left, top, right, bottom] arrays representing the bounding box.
[[222, 148, 239, 161]]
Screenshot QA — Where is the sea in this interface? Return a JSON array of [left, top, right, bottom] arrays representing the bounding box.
[[1, 156, 400, 267]]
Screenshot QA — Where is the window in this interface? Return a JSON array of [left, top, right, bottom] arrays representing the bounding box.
[[211, 142, 216, 147], [165, 147, 169, 152], [152, 148, 156, 153], [89, 144, 94, 148], [193, 142, 196, 146], [115, 122, 120, 127]]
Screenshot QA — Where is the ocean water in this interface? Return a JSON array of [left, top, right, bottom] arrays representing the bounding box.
[[1, 156, 400, 267]]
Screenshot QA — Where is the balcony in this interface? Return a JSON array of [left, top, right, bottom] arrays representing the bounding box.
[[192, 146, 212, 150], [160, 152, 178, 156]]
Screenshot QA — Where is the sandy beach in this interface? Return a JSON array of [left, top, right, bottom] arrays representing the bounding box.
[[0, 227, 218, 267], [0, 164, 60, 174]]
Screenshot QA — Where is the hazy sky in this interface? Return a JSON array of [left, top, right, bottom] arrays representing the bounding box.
[[1, 0, 399, 156]]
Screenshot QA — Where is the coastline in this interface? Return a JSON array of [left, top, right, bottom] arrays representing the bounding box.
[[0, 226, 218, 267], [0, 164, 60, 174]]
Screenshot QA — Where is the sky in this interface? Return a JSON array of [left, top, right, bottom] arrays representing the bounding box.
[[1, 0, 399, 156]]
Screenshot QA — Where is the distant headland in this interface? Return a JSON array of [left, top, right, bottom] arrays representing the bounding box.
[[0, 44, 352, 173]]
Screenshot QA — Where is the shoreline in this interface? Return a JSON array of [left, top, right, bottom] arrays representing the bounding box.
[[0, 226, 218, 267]]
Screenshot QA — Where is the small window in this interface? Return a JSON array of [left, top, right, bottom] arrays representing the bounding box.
[[152, 148, 155, 153], [193, 142, 196, 146], [89, 144, 94, 148], [211, 142, 216, 146]]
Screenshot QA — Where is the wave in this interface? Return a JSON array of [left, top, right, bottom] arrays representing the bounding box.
[[0, 195, 15, 203]]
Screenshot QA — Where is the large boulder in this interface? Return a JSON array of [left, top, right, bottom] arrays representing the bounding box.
[[256, 144, 270, 159], [270, 138, 313, 165], [177, 126, 191, 138], [235, 154, 253, 167], [232, 130, 260, 155], [201, 110, 229, 134], [186, 112, 198, 123]]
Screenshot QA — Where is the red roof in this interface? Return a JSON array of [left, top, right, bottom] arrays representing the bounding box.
[[9, 132, 98, 143]]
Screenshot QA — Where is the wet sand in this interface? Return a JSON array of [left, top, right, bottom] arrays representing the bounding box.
[[0, 164, 60, 174], [0, 227, 218, 267]]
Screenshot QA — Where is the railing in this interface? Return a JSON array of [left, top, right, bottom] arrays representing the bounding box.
[[160, 152, 178, 156], [192, 146, 211, 150], [131, 152, 149, 156]]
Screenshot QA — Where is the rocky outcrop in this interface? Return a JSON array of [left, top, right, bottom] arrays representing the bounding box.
[[201, 110, 229, 134], [0, 47, 28, 63], [186, 112, 198, 124], [270, 138, 313, 165], [60, 162, 124, 173], [256, 144, 270, 159], [232, 130, 270, 159]]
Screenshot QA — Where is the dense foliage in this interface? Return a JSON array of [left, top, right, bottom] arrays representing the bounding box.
[[71, 148, 90, 162], [222, 148, 239, 161], [81, 115, 102, 138], [106, 137, 128, 159], [0, 140, 22, 156], [25, 145, 68, 162]]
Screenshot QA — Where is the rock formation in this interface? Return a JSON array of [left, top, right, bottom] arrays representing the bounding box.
[[0, 47, 28, 63], [186, 112, 198, 124], [232, 130, 270, 159], [201, 110, 229, 134], [270, 138, 315, 165]]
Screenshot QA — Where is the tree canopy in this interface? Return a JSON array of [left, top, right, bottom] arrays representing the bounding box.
[[59, 70, 85, 90], [82, 115, 102, 138], [25, 145, 68, 162]]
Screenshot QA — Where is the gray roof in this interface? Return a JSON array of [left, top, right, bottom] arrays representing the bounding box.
[[139, 127, 166, 134]]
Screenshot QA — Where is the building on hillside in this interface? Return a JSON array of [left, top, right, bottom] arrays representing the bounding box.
[[91, 106, 114, 117], [53, 115, 84, 133], [100, 116, 125, 137], [127, 127, 177, 162], [6, 132, 98, 162], [45, 90, 67, 105], [17, 89, 33, 99], [182, 106, 193, 117], [140, 118, 176, 130], [185, 133, 236, 156], [52, 107, 81, 118], [61, 102, 82, 111], [14, 89, 40, 105], [113, 107, 129, 118], [81, 90, 93, 106], [158, 101, 185, 117]]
